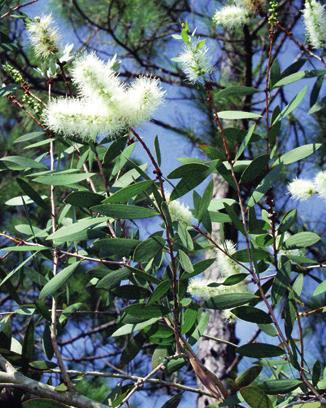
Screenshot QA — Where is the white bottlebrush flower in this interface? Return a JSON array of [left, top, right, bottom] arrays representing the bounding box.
[[213, 5, 249, 30], [288, 178, 316, 201], [165, 193, 193, 225], [175, 42, 212, 83], [26, 14, 59, 59], [188, 278, 246, 300], [302, 0, 326, 49], [44, 98, 123, 142], [314, 170, 326, 199], [71, 53, 126, 105], [216, 240, 243, 278], [123, 77, 165, 126]]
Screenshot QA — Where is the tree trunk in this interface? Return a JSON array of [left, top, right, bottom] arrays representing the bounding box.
[[197, 175, 238, 408]]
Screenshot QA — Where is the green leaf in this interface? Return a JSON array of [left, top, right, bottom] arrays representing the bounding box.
[[103, 181, 153, 204], [204, 293, 258, 310], [248, 165, 282, 207], [0, 155, 46, 170], [313, 280, 326, 297], [124, 304, 168, 319], [91, 203, 159, 219], [237, 343, 285, 358], [14, 131, 44, 144], [273, 86, 307, 123], [33, 172, 95, 186], [152, 347, 168, 369], [231, 306, 272, 324], [96, 267, 131, 290], [39, 262, 80, 299], [47, 217, 108, 243], [64, 191, 104, 207], [94, 238, 140, 257], [234, 365, 262, 389], [216, 86, 258, 99], [273, 71, 306, 87], [168, 163, 210, 179], [240, 154, 269, 184], [178, 223, 194, 250], [160, 394, 182, 408], [17, 178, 48, 209], [273, 144, 321, 166], [285, 232, 320, 248], [154, 135, 162, 166], [260, 379, 301, 394], [240, 385, 272, 408], [112, 317, 160, 337], [179, 250, 194, 273], [236, 124, 256, 160], [134, 235, 165, 263], [148, 280, 170, 304], [218, 111, 261, 120], [22, 319, 34, 367]]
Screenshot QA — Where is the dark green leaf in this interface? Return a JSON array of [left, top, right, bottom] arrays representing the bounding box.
[[160, 394, 182, 408], [65, 191, 104, 207], [234, 365, 262, 389], [94, 238, 140, 257], [260, 379, 301, 394], [91, 203, 159, 219], [231, 306, 272, 324], [33, 172, 95, 186], [39, 262, 80, 299], [285, 232, 320, 248], [238, 343, 285, 358], [103, 181, 153, 204], [96, 268, 131, 290], [240, 385, 272, 408], [204, 293, 258, 310]]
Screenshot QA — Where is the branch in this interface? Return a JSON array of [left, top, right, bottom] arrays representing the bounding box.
[[0, 354, 107, 408]]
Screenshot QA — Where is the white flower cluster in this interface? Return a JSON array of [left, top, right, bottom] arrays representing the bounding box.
[[45, 53, 165, 142], [188, 240, 247, 319], [288, 171, 326, 201], [26, 15, 74, 69], [26, 14, 59, 59], [213, 5, 250, 30], [303, 0, 326, 49], [174, 40, 212, 83], [166, 193, 193, 224]]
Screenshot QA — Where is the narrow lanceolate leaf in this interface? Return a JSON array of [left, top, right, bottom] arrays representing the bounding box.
[[17, 178, 48, 209], [91, 203, 159, 219], [285, 232, 320, 248], [103, 180, 153, 203], [240, 385, 273, 408], [236, 124, 256, 160], [260, 379, 302, 394], [218, 111, 261, 120], [273, 144, 321, 166], [160, 394, 182, 408], [273, 86, 307, 123], [96, 268, 131, 290], [47, 217, 108, 243], [237, 343, 285, 358], [64, 191, 104, 207], [0, 155, 47, 170], [94, 238, 140, 257], [204, 293, 258, 310], [234, 365, 262, 389], [231, 306, 272, 324], [313, 280, 326, 297], [33, 172, 95, 186], [273, 71, 306, 88], [39, 262, 80, 299]]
